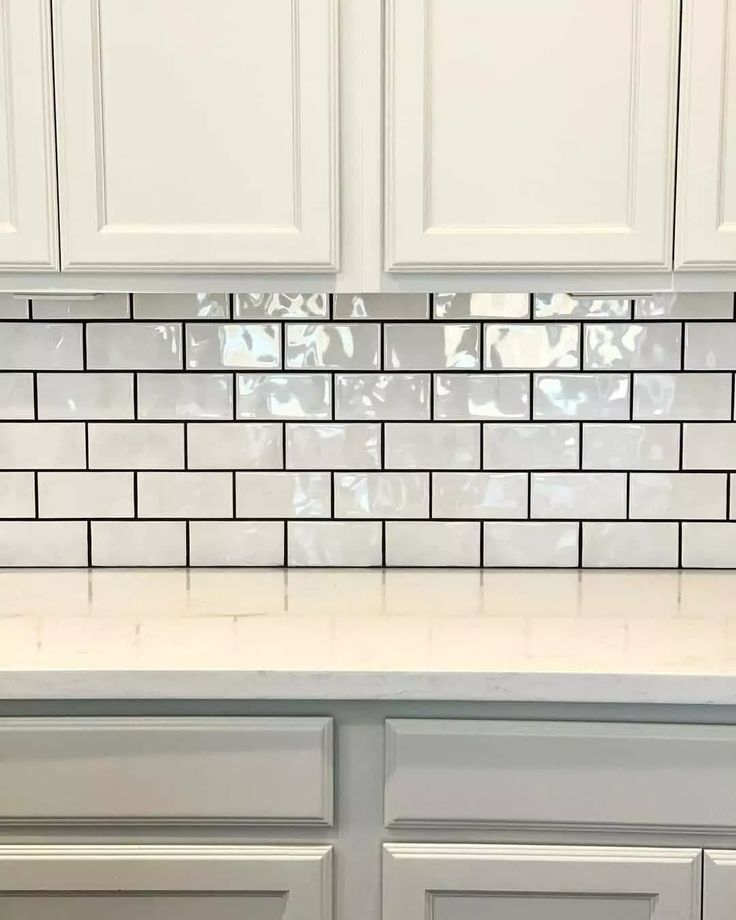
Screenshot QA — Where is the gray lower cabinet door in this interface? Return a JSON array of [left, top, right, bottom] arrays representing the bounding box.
[[384, 845, 701, 920], [0, 845, 332, 920], [704, 851, 736, 920]]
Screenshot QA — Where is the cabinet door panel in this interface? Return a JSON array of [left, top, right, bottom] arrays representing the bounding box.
[[385, 846, 701, 920], [0, 0, 58, 269], [676, 0, 736, 268], [53, 0, 338, 271], [0, 846, 332, 920], [385, 0, 678, 271]]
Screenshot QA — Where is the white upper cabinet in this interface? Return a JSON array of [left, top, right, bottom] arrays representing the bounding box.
[[676, 0, 736, 269], [0, 0, 58, 270], [52, 0, 339, 272], [384, 0, 680, 272]]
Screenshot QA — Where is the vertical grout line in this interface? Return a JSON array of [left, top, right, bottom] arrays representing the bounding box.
[[677, 520, 683, 569], [279, 319, 286, 372], [81, 322, 88, 371], [32, 372, 39, 420], [526, 471, 532, 521], [84, 421, 89, 470], [281, 422, 288, 470], [680, 321, 686, 370], [478, 518, 484, 569], [28, 298, 34, 321], [678, 421, 685, 471], [727, 470, 732, 522], [33, 471, 39, 519], [528, 372, 534, 422], [283, 518, 289, 566], [731, 372, 735, 421], [381, 519, 386, 566], [232, 372, 237, 421], [577, 520, 583, 568], [87, 520, 92, 567], [328, 293, 334, 320], [183, 423, 189, 470], [578, 320, 584, 371], [181, 322, 187, 371], [132, 471, 138, 518], [628, 372, 634, 421], [185, 520, 191, 567], [330, 470, 335, 519], [428, 470, 433, 519], [577, 422, 584, 471], [625, 471, 631, 521], [229, 292, 235, 321], [231, 471, 237, 520], [128, 293, 134, 319]]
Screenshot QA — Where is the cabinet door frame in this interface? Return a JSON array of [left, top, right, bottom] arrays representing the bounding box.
[[384, 0, 680, 273], [52, 0, 339, 273], [384, 844, 702, 920]]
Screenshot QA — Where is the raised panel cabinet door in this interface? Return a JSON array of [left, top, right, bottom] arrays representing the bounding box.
[[385, 0, 679, 272], [0, 845, 332, 920], [52, 0, 339, 272], [384, 845, 701, 920], [0, 0, 58, 269], [676, 0, 736, 268], [704, 851, 736, 920]]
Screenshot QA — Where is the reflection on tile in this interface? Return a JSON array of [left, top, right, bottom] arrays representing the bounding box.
[[334, 293, 428, 320], [683, 423, 736, 470], [0, 374, 34, 419], [0, 323, 82, 370], [685, 323, 736, 370], [33, 294, 130, 320], [286, 423, 380, 470], [534, 294, 631, 319], [286, 324, 379, 369], [434, 293, 530, 319], [583, 522, 678, 568], [334, 472, 428, 518], [434, 373, 529, 420], [134, 293, 228, 319], [234, 293, 327, 319], [532, 472, 627, 519], [386, 323, 480, 369], [635, 293, 733, 320], [584, 323, 681, 370], [237, 373, 330, 419], [483, 521, 579, 567], [583, 423, 679, 470], [385, 423, 480, 470], [189, 521, 284, 566], [288, 521, 382, 566], [485, 324, 579, 369], [138, 373, 233, 420], [534, 374, 630, 420], [483, 423, 579, 470], [236, 472, 330, 518], [386, 521, 480, 566], [629, 472, 726, 520], [37, 373, 134, 420], [336, 373, 430, 420], [187, 423, 282, 470], [186, 324, 280, 369], [87, 323, 181, 370], [633, 373, 732, 420], [433, 472, 527, 518]]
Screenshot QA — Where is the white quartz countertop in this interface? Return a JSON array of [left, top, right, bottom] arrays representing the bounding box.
[[2, 568, 736, 703]]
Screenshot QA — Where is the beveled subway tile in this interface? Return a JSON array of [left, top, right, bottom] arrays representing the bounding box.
[[236, 472, 330, 518], [433, 472, 528, 519], [237, 373, 330, 420], [286, 423, 381, 469], [37, 373, 134, 420], [334, 472, 429, 519], [187, 423, 282, 470], [584, 323, 681, 370], [288, 521, 382, 566], [386, 521, 480, 566], [335, 373, 430, 420], [685, 323, 736, 370], [483, 423, 579, 470], [485, 324, 579, 369], [483, 521, 579, 567], [629, 472, 727, 520], [89, 423, 184, 470], [683, 423, 736, 470], [635, 293, 734, 320], [434, 373, 529, 420], [534, 294, 631, 319], [138, 373, 233, 420], [286, 323, 380, 370], [434, 293, 530, 319], [385, 422, 480, 470], [87, 323, 181, 370], [386, 323, 480, 370], [134, 293, 228, 319], [633, 373, 732, 420], [531, 472, 627, 519], [187, 323, 280, 369], [583, 522, 679, 568], [33, 294, 129, 319], [534, 373, 630, 420], [0, 323, 82, 370], [0, 374, 34, 419], [234, 293, 328, 319], [583, 423, 680, 471], [334, 293, 429, 320], [189, 521, 284, 566]]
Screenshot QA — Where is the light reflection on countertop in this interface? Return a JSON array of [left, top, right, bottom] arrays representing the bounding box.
[[0, 568, 735, 702]]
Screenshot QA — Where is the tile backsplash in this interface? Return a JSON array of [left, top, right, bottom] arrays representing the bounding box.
[[1, 291, 735, 569]]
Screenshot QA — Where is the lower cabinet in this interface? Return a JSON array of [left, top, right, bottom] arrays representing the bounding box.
[[383, 845, 701, 920], [0, 845, 332, 920]]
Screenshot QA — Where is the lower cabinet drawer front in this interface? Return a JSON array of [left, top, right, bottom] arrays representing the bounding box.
[[385, 719, 736, 830], [0, 845, 332, 920], [0, 717, 333, 825], [383, 845, 701, 920]]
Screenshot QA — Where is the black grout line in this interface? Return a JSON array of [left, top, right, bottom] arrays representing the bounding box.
[[132, 471, 138, 517], [3, 515, 734, 523], [87, 520, 92, 566]]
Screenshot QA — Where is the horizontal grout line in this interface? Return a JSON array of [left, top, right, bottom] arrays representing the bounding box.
[[1, 317, 736, 325], [3, 517, 733, 523], [7, 468, 736, 474]]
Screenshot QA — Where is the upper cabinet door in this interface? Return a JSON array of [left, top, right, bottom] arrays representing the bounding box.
[[0, 0, 58, 270], [676, 0, 736, 269], [385, 0, 679, 272], [53, 0, 339, 272]]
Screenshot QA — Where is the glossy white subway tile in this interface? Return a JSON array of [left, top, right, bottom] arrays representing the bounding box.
[[685, 323, 736, 370], [236, 472, 330, 518], [629, 473, 727, 520], [434, 373, 529, 420], [286, 423, 381, 469], [635, 293, 734, 320], [485, 324, 579, 369], [385, 423, 480, 470], [531, 472, 627, 519], [483, 521, 579, 567], [584, 323, 681, 370], [583, 423, 680, 471], [0, 374, 34, 419], [0, 323, 82, 370], [234, 293, 327, 319], [187, 422, 282, 470], [633, 373, 732, 420], [334, 472, 428, 518], [433, 472, 528, 518], [32, 294, 130, 319], [138, 472, 233, 518], [91, 521, 186, 566], [189, 520, 284, 566], [583, 522, 679, 568], [286, 323, 380, 369], [187, 324, 280, 369], [38, 472, 134, 519], [534, 294, 631, 319], [0, 521, 88, 566], [0, 472, 35, 517], [0, 423, 85, 469], [0, 295, 29, 319], [483, 423, 579, 470], [89, 423, 184, 470], [139, 373, 233, 420], [87, 323, 182, 370], [534, 373, 630, 420], [435, 293, 530, 319], [237, 373, 330, 419], [386, 521, 480, 566], [134, 293, 228, 319], [386, 323, 480, 369], [334, 293, 429, 320], [37, 373, 134, 420], [683, 423, 736, 470], [336, 373, 430, 420], [682, 523, 736, 567], [288, 521, 382, 566]]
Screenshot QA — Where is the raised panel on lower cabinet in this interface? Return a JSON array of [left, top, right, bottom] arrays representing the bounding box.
[[704, 851, 736, 920], [384, 846, 701, 920], [0, 846, 332, 920]]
